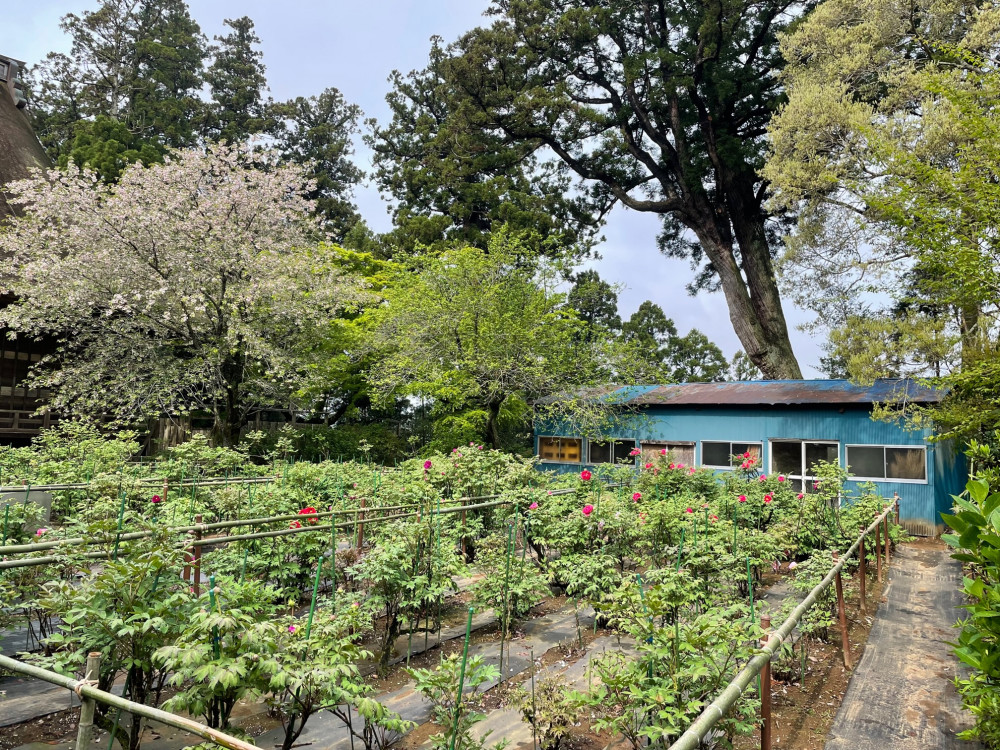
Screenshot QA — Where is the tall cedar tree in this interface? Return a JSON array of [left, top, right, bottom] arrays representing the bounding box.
[[204, 16, 270, 145], [273, 88, 364, 242], [422, 1, 807, 378], [26, 0, 207, 179], [368, 37, 603, 257]]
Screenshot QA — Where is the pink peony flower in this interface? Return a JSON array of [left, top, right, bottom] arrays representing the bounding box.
[[660, 448, 667, 455], [685, 507, 693, 514], [788, 561, 798, 571], [741, 461, 749, 469], [529, 502, 538, 510], [678, 463, 685, 469], [744, 451, 751, 459], [644, 462, 653, 470], [796, 493, 804, 500], [582, 504, 594, 516], [580, 470, 592, 481], [629, 448, 641, 456], [632, 492, 642, 502], [813, 482, 821, 490], [151, 494, 162, 504], [764, 494, 773, 504], [738, 495, 747, 503], [777, 475, 785, 482], [424, 460, 432, 470], [688, 468, 696, 475], [35, 527, 47, 536], [669, 463, 676, 470], [288, 625, 296, 633], [758, 475, 767, 482]]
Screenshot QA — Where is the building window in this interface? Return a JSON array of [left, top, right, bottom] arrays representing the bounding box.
[[641, 441, 694, 465], [589, 438, 636, 464], [846, 445, 927, 482], [0, 62, 8, 81], [770, 440, 839, 492], [538, 436, 583, 463], [701, 441, 762, 469]]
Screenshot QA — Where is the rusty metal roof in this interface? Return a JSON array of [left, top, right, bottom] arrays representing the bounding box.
[[536, 380, 944, 407]]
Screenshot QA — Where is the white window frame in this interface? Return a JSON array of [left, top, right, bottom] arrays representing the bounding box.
[[537, 435, 585, 464], [845, 444, 928, 484], [768, 439, 840, 484], [588, 438, 638, 465], [700, 440, 763, 469]]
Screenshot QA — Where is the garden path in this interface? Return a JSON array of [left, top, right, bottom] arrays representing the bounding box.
[[825, 539, 982, 750]]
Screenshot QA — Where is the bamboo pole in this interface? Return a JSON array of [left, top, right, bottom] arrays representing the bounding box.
[[832, 551, 851, 668], [0, 653, 258, 750], [75, 652, 101, 750], [759, 615, 772, 750]]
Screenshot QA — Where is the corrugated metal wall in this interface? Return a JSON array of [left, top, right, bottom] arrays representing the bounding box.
[[534, 404, 964, 534]]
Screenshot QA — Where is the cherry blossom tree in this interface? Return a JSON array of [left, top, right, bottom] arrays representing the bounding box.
[[0, 143, 364, 444]]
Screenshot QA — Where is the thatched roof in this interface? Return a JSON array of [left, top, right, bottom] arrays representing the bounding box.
[[0, 89, 50, 222]]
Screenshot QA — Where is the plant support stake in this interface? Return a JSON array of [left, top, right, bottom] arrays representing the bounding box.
[[450, 607, 475, 750]]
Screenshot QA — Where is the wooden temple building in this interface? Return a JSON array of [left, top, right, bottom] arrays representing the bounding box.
[[0, 52, 60, 444]]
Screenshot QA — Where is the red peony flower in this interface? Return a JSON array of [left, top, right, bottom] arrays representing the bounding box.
[[632, 492, 642, 502], [644, 462, 653, 469], [582, 504, 594, 516], [685, 507, 693, 514], [580, 470, 592, 481], [764, 494, 773, 504], [796, 493, 805, 500], [660, 448, 667, 455], [777, 475, 785, 482], [151, 494, 162, 504], [289, 520, 302, 529], [423, 460, 432, 470], [738, 495, 747, 503]]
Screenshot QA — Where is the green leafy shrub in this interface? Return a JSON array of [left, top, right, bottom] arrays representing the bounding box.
[[515, 675, 575, 750], [408, 653, 503, 750], [471, 528, 550, 633], [943, 477, 1000, 747]]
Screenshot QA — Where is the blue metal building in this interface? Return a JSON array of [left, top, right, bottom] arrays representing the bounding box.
[[534, 380, 964, 535]]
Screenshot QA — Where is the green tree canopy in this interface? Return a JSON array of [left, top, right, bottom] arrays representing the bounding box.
[[27, 0, 208, 179], [368, 37, 603, 258], [272, 87, 364, 241], [368, 232, 623, 448], [567, 270, 621, 335], [203, 16, 270, 144], [401, 0, 808, 378], [621, 301, 728, 383]]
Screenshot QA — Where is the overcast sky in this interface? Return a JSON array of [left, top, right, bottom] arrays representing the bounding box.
[[3, 0, 824, 377]]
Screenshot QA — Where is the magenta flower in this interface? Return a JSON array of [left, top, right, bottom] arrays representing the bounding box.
[[685, 507, 693, 514], [741, 460, 749, 469], [423, 460, 432, 470], [529, 502, 538, 510], [151, 494, 162, 504], [758, 474, 767, 482], [632, 492, 642, 502], [669, 462, 676, 470], [678, 463, 685, 469], [796, 493, 805, 500], [789, 561, 798, 571], [777, 475, 785, 482], [644, 462, 653, 469], [288, 625, 296, 633], [629, 448, 641, 456], [35, 527, 47, 536], [660, 448, 667, 455], [764, 494, 773, 504], [580, 469, 592, 481], [738, 495, 747, 503], [688, 468, 696, 475], [582, 504, 594, 516]]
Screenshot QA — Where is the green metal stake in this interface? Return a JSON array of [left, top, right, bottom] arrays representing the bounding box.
[[530, 646, 537, 750], [2, 505, 8, 547], [747, 555, 755, 624], [500, 520, 515, 678], [330, 512, 337, 613], [675, 528, 685, 571], [112, 490, 128, 561], [733, 504, 739, 552], [305, 556, 323, 639], [449, 607, 475, 750], [208, 575, 220, 660]]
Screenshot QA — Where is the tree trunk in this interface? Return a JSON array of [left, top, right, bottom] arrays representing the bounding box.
[[485, 397, 504, 449]]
